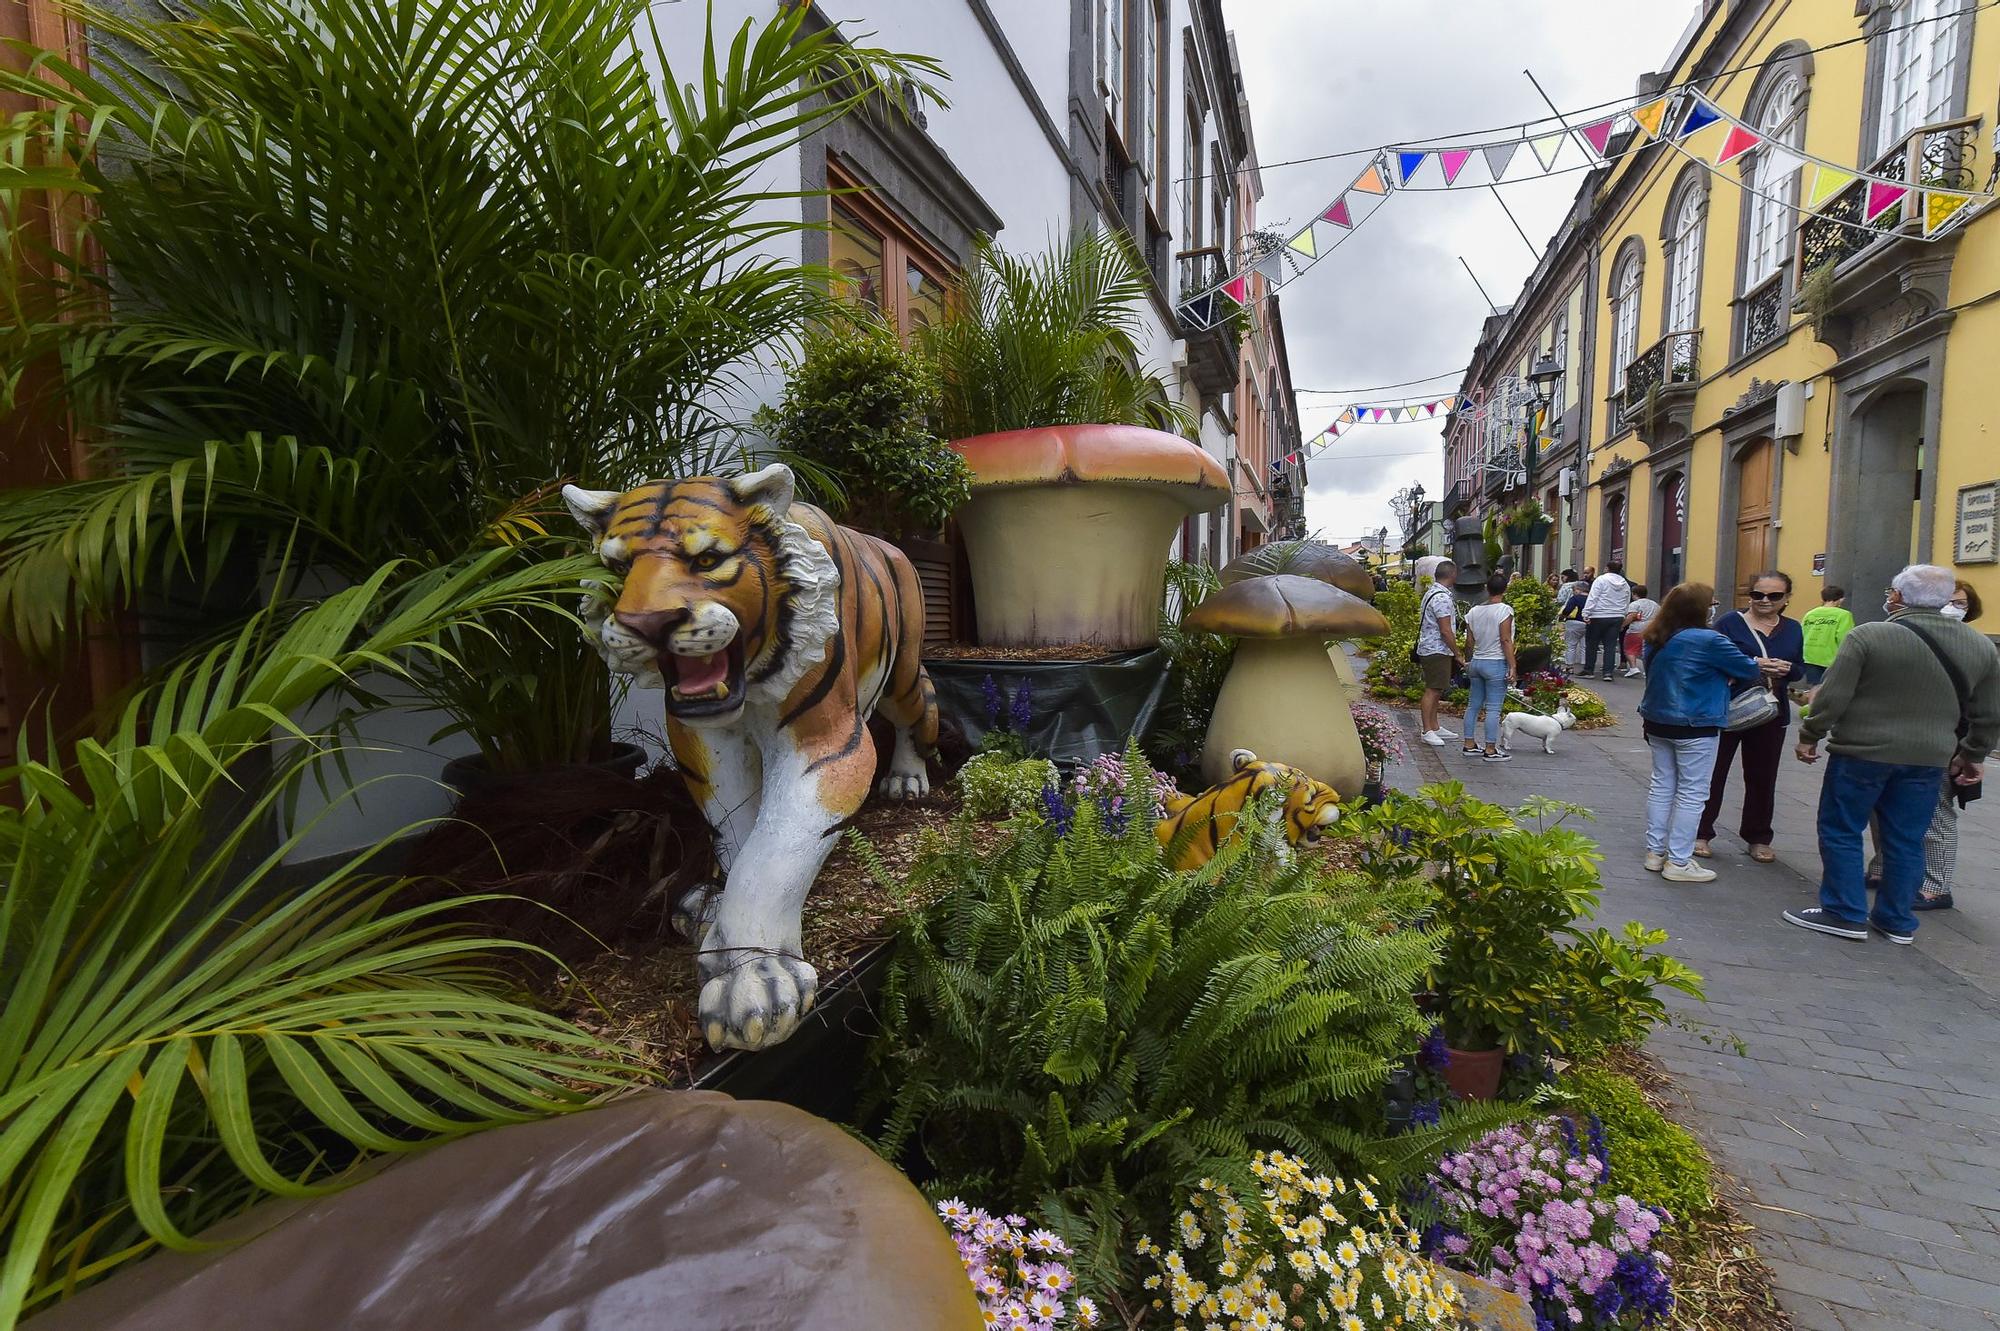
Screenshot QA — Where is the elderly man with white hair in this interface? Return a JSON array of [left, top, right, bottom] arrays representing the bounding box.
[[1788, 564, 2000, 944]]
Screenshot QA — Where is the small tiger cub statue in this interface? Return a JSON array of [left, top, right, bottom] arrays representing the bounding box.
[[1154, 748, 1343, 871]]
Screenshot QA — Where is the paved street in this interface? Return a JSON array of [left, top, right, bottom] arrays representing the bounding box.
[[1380, 668, 2000, 1331]]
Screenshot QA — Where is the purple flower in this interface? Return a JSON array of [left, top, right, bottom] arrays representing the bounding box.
[[981, 674, 1004, 729], [1009, 679, 1033, 732], [1417, 1024, 1450, 1071], [1410, 1098, 1442, 1129], [1040, 783, 1072, 837]]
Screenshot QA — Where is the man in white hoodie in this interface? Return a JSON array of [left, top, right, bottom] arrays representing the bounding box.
[[1581, 560, 1632, 682]]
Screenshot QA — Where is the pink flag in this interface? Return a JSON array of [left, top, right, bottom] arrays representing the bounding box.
[[1864, 180, 1909, 223], [1439, 149, 1472, 185], [1716, 124, 1762, 164], [1426, 401, 1440, 416], [1580, 117, 1616, 156], [1222, 274, 1249, 304], [1322, 197, 1353, 228]]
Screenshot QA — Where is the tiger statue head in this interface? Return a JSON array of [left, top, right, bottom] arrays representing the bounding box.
[[561, 464, 840, 728], [1154, 748, 1343, 871]]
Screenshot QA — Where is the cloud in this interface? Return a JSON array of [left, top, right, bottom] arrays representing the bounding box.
[[1228, 0, 1694, 539]]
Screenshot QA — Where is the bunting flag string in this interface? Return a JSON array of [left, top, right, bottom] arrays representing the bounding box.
[[1268, 391, 1473, 470], [1176, 81, 1993, 332]]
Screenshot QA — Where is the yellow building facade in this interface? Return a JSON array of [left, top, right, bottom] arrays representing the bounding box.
[[1583, 0, 1999, 621]]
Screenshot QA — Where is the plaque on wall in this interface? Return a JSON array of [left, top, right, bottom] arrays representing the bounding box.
[[1954, 481, 1998, 565]]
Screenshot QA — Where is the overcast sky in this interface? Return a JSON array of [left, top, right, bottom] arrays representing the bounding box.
[[1227, 1, 1700, 543]]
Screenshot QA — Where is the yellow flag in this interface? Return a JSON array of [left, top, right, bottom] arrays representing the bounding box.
[[1630, 98, 1670, 141], [1286, 227, 1318, 259], [1808, 166, 1856, 209], [1925, 190, 1975, 236]]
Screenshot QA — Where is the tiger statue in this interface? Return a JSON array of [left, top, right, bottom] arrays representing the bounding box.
[[563, 464, 937, 1052], [1154, 748, 1343, 871]]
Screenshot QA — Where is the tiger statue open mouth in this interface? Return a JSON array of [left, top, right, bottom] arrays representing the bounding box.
[[564, 464, 937, 1052]]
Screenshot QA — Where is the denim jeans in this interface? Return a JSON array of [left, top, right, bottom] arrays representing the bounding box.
[[1818, 755, 1947, 935], [1461, 659, 1508, 746], [1646, 733, 1719, 863], [1584, 618, 1622, 674]]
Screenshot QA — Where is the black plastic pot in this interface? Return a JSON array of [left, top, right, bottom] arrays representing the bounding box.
[[1505, 518, 1554, 546], [440, 740, 648, 798], [692, 939, 894, 1124]]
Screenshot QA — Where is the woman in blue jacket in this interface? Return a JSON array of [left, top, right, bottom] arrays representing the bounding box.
[[1638, 582, 1765, 882]]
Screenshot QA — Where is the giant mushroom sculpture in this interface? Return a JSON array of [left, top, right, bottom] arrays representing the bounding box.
[[1220, 539, 1376, 601], [1186, 574, 1389, 793], [950, 423, 1230, 648]]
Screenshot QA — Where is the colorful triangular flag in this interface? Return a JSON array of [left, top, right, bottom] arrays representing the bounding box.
[[1677, 95, 1723, 139], [1807, 166, 1856, 208], [1716, 124, 1762, 164], [1286, 227, 1317, 259], [1397, 150, 1430, 185], [1580, 117, 1616, 156], [1630, 97, 1670, 141], [1426, 401, 1441, 417], [1483, 139, 1520, 180], [1530, 132, 1564, 171], [1254, 253, 1285, 285], [1759, 144, 1805, 184], [1439, 149, 1472, 185], [1925, 189, 1976, 236], [1221, 275, 1249, 305], [1179, 294, 1215, 329], [1864, 180, 1908, 223], [1351, 162, 1388, 195], [1338, 407, 1356, 423], [1322, 197, 1353, 228]]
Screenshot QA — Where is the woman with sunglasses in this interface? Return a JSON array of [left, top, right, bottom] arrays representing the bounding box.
[[1696, 571, 1806, 862]]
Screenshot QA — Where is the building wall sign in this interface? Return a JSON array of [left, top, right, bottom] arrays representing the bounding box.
[[1954, 481, 1998, 565]]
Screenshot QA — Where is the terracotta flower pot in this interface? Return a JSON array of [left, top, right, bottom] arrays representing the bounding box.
[[1443, 1045, 1505, 1102]]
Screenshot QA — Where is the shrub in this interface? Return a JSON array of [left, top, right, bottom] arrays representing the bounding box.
[[957, 751, 1059, 819], [857, 759, 1449, 1291], [1351, 702, 1409, 769], [1504, 576, 1557, 649], [1151, 560, 1236, 779], [753, 314, 972, 537], [1343, 786, 1702, 1058], [1555, 1068, 1715, 1223]]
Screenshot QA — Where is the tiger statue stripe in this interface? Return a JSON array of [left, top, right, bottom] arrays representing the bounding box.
[[1154, 748, 1342, 871], [564, 464, 936, 1052]]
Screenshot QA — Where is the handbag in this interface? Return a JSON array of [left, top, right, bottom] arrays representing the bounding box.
[[1896, 621, 1986, 807], [1723, 621, 1781, 732]]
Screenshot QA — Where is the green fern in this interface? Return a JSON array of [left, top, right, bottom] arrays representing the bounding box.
[[855, 761, 1446, 1292]]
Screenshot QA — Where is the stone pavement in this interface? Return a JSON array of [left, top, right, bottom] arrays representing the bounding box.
[[1378, 668, 2000, 1331]]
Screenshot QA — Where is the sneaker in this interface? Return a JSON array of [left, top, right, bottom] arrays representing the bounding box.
[[1871, 918, 1915, 945], [1782, 907, 1868, 940], [1692, 839, 1712, 859], [1421, 730, 1448, 746], [1662, 860, 1716, 883], [1483, 749, 1512, 762], [1644, 851, 1665, 872], [1623, 668, 1643, 678]]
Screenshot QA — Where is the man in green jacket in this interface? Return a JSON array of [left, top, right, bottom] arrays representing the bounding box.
[[1788, 565, 2000, 944]]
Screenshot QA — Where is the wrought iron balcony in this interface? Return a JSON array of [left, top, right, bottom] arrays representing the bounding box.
[[1176, 245, 1241, 397], [1737, 272, 1789, 359], [1798, 117, 1981, 280], [1443, 477, 1472, 516], [1619, 330, 1700, 438]]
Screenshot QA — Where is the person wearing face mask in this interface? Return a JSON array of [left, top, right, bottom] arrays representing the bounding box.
[[1788, 566, 2000, 944], [1862, 579, 1995, 909], [1695, 572, 1805, 863]]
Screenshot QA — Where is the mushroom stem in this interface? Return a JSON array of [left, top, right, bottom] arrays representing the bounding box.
[[1200, 636, 1366, 795], [957, 483, 1190, 648]]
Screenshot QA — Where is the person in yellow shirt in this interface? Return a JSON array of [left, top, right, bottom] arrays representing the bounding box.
[[1799, 585, 1853, 688]]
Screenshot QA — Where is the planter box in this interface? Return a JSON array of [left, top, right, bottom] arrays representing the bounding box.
[[925, 650, 1172, 768], [1505, 518, 1553, 546]]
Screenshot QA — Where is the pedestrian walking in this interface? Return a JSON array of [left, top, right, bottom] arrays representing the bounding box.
[[1556, 568, 1588, 670], [1582, 561, 1632, 681], [1416, 560, 1465, 747], [1620, 584, 1657, 677], [1695, 572, 1806, 862], [1638, 582, 1765, 883], [1460, 571, 1517, 762], [1799, 585, 1852, 688], [1863, 579, 1996, 910], [1787, 565, 2000, 944]]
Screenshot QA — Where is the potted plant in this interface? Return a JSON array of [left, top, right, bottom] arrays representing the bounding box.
[[1502, 498, 1554, 546], [925, 234, 1224, 649], [1502, 575, 1557, 675], [1349, 701, 1406, 803]]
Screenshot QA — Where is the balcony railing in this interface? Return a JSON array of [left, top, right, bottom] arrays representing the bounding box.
[[1737, 272, 1789, 357], [1798, 117, 1981, 279], [1176, 246, 1241, 396], [1619, 330, 1700, 421]]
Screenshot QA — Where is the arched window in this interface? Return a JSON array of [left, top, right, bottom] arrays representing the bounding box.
[[1743, 71, 1806, 294], [1879, 0, 1964, 155], [1664, 182, 1704, 335], [1609, 248, 1643, 390]]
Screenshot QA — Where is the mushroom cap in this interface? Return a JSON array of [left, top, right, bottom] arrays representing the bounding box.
[[1185, 574, 1390, 639], [1221, 540, 1375, 601], [950, 424, 1228, 511]]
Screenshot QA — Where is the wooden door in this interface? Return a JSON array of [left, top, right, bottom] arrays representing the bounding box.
[[1734, 440, 1773, 595]]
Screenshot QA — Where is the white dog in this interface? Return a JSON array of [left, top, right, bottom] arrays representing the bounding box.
[[1499, 702, 1576, 754]]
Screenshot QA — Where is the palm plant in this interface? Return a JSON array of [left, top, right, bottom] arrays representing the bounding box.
[[923, 231, 1197, 441], [0, 0, 942, 767], [0, 554, 642, 1327]]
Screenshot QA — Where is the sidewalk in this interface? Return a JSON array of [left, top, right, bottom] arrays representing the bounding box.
[[1381, 669, 2000, 1331]]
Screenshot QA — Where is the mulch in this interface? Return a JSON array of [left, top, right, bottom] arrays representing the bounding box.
[[923, 641, 1127, 662]]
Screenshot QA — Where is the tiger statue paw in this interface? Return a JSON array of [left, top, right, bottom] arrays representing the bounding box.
[[565, 463, 938, 1053], [1154, 748, 1343, 871]]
